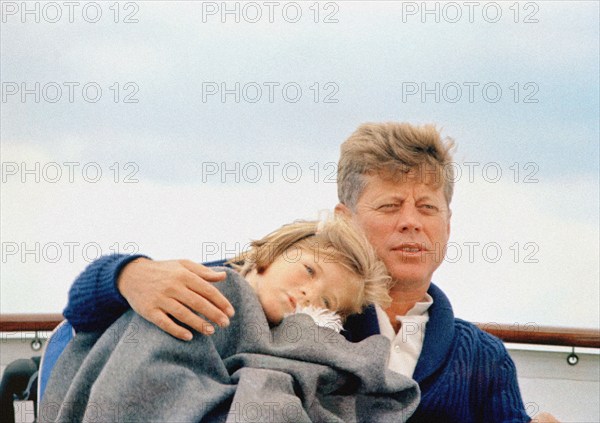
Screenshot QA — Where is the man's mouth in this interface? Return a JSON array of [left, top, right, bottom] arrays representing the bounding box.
[[392, 243, 426, 253]]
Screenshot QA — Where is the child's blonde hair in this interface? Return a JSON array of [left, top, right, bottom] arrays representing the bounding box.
[[228, 216, 392, 318]]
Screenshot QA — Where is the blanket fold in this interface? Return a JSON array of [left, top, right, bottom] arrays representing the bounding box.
[[40, 268, 419, 422]]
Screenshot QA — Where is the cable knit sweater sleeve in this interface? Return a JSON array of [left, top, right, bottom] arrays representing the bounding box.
[[63, 254, 148, 332], [453, 319, 530, 423], [480, 328, 532, 422]]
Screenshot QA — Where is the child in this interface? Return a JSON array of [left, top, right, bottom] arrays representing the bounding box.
[[228, 217, 392, 326], [40, 217, 419, 423]]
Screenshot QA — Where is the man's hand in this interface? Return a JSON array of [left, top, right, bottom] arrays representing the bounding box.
[[118, 258, 234, 340]]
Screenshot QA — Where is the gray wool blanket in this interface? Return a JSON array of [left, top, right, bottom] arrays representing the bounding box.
[[40, 268, 419, 422]]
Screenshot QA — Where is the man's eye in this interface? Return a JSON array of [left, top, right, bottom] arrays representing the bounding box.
[[420, 204, 438, 211], [378, 204, 398, 210]]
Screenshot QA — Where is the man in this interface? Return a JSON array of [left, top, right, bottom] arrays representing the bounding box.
[[63, 122, 556, 422]]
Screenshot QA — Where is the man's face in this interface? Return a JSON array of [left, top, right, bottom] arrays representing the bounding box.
[[339, 173, 451, 286]]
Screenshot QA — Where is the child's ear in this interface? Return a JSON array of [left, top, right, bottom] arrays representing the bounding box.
[[256, 264, 267, 274]]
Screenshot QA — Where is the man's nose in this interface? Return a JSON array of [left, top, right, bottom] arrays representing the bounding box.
[[394, 205, 422, 232]]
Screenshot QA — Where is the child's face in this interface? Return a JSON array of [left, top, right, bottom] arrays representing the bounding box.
[[246, 248, 360, 324]]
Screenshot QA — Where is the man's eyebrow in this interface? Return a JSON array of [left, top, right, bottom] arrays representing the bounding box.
[[375, 194, 404, 203], [416, 194, 440, 202]]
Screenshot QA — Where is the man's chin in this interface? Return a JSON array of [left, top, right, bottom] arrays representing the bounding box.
[[388, 267, 432, 287]]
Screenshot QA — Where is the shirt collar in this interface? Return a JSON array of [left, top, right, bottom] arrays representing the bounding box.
[[375, 293, 434, 340], [404, 294, 433, 317]]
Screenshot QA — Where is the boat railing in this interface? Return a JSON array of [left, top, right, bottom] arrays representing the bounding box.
[[1, 314, 599, 349]]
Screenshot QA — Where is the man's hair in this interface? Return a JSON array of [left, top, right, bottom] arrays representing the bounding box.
[[228, 217, 392, 317], [337, 122, 455, 209]]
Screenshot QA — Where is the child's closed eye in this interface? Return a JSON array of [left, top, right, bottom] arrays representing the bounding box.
[[304, 264, 315, 276]]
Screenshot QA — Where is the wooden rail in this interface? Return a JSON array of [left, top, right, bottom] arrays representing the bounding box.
[[1, 314, 599, 348], [475, 322, 600, 349], [0, 314, 63, 332]]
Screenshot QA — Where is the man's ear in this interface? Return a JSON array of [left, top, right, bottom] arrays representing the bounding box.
[[334, 203, 352, 219]]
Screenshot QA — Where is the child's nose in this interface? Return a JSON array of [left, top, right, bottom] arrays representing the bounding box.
[[299, 290, 309, 307], [300, 292, 323, 309], [299, 288, 313, 307]]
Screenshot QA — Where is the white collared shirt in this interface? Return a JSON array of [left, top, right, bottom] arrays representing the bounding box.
[[375, 294, 433, 377]]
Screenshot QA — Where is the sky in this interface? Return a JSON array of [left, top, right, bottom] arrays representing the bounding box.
[[1, 1, 599, 329]]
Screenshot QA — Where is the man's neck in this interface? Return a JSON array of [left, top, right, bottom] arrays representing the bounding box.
[[385, 282, 430, 332]]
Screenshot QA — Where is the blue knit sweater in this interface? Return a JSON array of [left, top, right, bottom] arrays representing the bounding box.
[[64, 254, 531, 423]]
